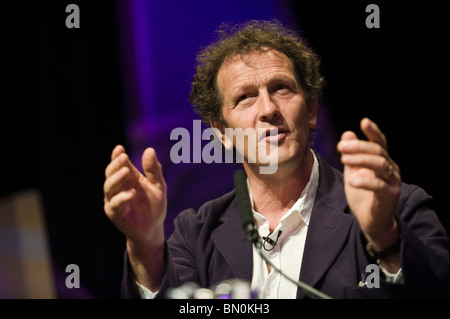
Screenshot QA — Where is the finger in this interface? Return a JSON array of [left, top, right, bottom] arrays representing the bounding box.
[[112, 144, 126, 161], [105, 152, 142, 182], [337, 130, 357, 153], [340, 153, 394, 178], [142, 147, 166, 187], [340, 130, 358, 142], [105, 188, 136, 216], [360, 118, 388, 150], [104, 166, 131, 201], [337, 139, 388, 158], [347, 174, 386, 191], [105, 153, 129, 178], [346, 174, 400, 194]]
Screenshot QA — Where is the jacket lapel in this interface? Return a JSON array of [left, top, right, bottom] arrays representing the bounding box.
[[297, 154, 353, 298], [211, 196, 253, 282]]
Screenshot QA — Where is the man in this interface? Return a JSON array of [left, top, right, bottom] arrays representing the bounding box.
[[103, 20, 449, 298]]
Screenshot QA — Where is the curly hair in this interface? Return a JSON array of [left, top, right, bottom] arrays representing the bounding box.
[[189, 19, 324, 124]]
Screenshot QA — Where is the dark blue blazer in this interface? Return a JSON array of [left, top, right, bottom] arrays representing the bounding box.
[[121, 154, 449, 298]]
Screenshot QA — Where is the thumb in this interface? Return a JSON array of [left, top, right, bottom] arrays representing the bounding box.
[[142, 147, 165, 186]]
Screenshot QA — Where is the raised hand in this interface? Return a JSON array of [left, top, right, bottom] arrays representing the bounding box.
[[104, 145, 167, 243], [337, 118, 401, 253]]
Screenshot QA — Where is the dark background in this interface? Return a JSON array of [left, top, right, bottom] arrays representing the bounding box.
[[2, 1, 447, 299]]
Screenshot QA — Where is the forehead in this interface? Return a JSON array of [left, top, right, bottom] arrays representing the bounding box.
[[217, 50, 296, 93]]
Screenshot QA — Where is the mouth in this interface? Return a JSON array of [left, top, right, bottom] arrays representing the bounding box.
[[259, 127, 289, 143]]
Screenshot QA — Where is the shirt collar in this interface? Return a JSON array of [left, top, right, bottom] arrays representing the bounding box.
[[248, 149, 319, 229]]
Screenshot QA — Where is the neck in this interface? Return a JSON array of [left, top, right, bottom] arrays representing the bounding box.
[[244, 148, 314, 231]]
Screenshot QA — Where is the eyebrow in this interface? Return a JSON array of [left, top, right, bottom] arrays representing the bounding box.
[[269, 75, 299, 88], [230, 75, 299, 96]]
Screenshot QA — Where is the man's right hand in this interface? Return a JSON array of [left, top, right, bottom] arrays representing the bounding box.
[[103, 145, 167, 291]]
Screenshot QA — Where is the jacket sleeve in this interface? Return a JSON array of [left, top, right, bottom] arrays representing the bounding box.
[[120, 208, 200, 299], [395, 184, 449, 298]]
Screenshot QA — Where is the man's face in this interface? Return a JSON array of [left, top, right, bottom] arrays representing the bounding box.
[[214, 49, 318, 172]]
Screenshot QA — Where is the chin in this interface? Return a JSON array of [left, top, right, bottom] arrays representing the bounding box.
[[276, 147, 307, 167]]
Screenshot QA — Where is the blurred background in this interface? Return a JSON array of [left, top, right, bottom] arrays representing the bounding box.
[[1, 0, 447, 298]]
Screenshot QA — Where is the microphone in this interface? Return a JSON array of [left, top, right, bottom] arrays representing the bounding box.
[[233, 169, 259, 245], [233, 170, 333, 299], [262, 230, 282, 251]]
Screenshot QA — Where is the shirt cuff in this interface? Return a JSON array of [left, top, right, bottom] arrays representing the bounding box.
[[135, 280, 159, 299]]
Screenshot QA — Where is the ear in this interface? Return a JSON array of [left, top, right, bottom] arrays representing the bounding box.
[[210, 120, 234, 150], [308, 92, 319, 130]]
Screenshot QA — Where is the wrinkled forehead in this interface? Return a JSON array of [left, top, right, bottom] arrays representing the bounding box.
[[217, 49, 296, 92], [221, 49, 293, 73]]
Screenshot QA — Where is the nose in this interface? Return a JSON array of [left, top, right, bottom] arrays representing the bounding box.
[[258, 89, 280, 123]]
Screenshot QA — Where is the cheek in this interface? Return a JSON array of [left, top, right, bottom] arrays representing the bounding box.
[[284, 108, 312, 143], [283, 101, 309, 127], [224, 109, 256, 130]]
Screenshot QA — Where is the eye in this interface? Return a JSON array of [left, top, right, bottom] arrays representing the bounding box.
[[236, 94, 248, 104], [235, 93, 256, 107], [275, 84, 290, 91]]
